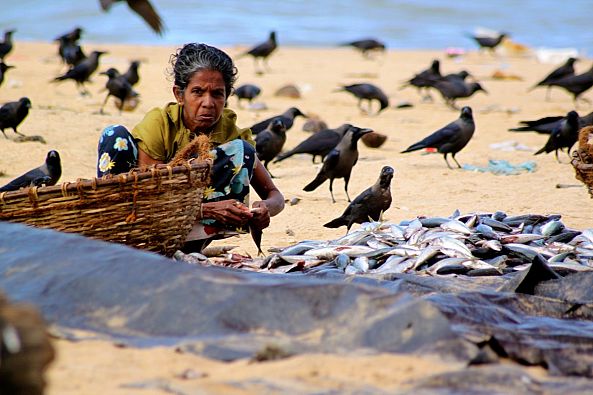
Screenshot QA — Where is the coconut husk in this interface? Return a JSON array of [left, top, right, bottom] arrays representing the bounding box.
[[362, 131, 388, 148], [578, 126, 593, 159], [274, 84, 301, 99], [169, 134, 213, 166], [302, 116, 328, 133]]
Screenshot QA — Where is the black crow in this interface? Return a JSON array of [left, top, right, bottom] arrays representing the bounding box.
[[53, 51, 107, 95], [234, 84, 261, 107], [0, 97, 31, 138], [303, 126, 372, 203], [0, 150, 61, 192], [0, 30, 15, 60], [255, 118, 286, 176], [249, 107, 305, 134], [99, 0, 164, 34], [274, 124, 352, 164], [324, 166, 394, 231], [529, 57, 577, 100], [239, 31, 277, 73], [401, 106, 475, 169], [336, 83, 389, 114], [534, 110, 580, 162], [100, 68, 139, 113]]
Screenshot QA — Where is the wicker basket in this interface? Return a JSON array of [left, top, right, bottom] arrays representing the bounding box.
[[0, 160, 211, 256], [572, 148, 593, 198]]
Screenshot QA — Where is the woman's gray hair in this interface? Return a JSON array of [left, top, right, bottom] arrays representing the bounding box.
[[169, 43, 237, 98]]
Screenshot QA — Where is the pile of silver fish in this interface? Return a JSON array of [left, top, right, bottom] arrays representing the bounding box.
[[261, 211, 593, 276]]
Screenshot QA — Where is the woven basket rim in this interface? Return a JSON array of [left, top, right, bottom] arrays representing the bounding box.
[[0, 159, 211, 202]]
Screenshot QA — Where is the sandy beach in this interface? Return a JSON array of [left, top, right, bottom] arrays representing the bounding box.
[[0, 41, 592, 393]]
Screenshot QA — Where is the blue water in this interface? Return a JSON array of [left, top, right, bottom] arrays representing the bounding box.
[[1, 0, 592, 54]]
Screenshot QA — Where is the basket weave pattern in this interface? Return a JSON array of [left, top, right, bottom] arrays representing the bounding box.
[[571, 126, 593, 199], [0, 160, 211, 256]]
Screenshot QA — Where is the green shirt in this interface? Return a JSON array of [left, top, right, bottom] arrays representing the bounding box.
[[131, 103, 255, 162]]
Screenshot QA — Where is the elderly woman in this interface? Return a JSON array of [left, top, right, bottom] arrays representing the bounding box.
[[97, 43, 284, 252]]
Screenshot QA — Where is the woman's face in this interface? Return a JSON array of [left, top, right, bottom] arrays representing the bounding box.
[[174, 69, 226, 133]]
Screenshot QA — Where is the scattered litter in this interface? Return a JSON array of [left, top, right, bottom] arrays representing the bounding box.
[[489, 140, 533, 152], [463, 160, 537, 175], [395, 101, 413, 109], [445, 47, 466, 59], [478, 105, 521, 115], [13, 135, 47, 144], [247, 102, 268, 111], [491, 70, 523, 81], [535, 48, 580, 64]]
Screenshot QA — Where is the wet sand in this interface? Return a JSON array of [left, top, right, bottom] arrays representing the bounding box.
[[0, 41, 590, 393]]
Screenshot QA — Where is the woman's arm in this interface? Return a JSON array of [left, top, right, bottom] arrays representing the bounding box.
[[249, 157, 285, 229], [138, 148, 164, 167]]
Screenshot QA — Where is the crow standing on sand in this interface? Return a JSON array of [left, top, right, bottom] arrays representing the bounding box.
[[401, 106, 475, 169], [341, 38, 386, 57], [324, 166, 394, 231], [57, 37, 86, 68], [99, 68, 139, 114], [234, 84, 261, 107], [239, 31, 277, 73], [274, 124, 352, 164], [52, 51, 107, 94], [303, 126, 372, 203], [122, 60, 141, 86], [0, 150, 61, 192], [55, 27, 83, 43], [400, 59, 441, 101], [0, 30, 15, 61], [249, 107, 305, 134], [529, 57, 577, 100], [0, 62, 14, 87], [534, 110, 580, 162], [99, 0, 164, 34], [55, 27, 86, 67], [433, 79, 486, 109], [255, 118, 287, 176], [509, 111, 593, 134], [546, 65, 593, 104], [0, 97, 31, 139], [466, 32, 507, 54], [336, 83, 389, 114]]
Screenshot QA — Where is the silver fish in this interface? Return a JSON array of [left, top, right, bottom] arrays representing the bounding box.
[[500, 234, 544, 244], [419, 217, 451, 228], [386, 245, 421, 257], [475, 239, 503, 252], [431, 236, 473, 258], [351, 256, 370, 273], [367, 239, 393, 250], [481, 217, 513, 233], [440, 219, 472, 235], [404, 219, 424, 239], [476, 223, 500, 240], [334, 253, 351, 269], [279, 242, 321, 256], [541, 220, 565, 237], [279, 255, 324, 265], [381, 256, 415, 274], [412, 246, 440, 270], [304, 245, 375, 259]]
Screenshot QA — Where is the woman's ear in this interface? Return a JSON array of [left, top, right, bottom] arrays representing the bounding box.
[[173, 86, 184, 105]]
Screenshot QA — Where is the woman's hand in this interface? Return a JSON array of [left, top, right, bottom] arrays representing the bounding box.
[[200, 200, 253, 227], [250, 201, 271, 229]]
